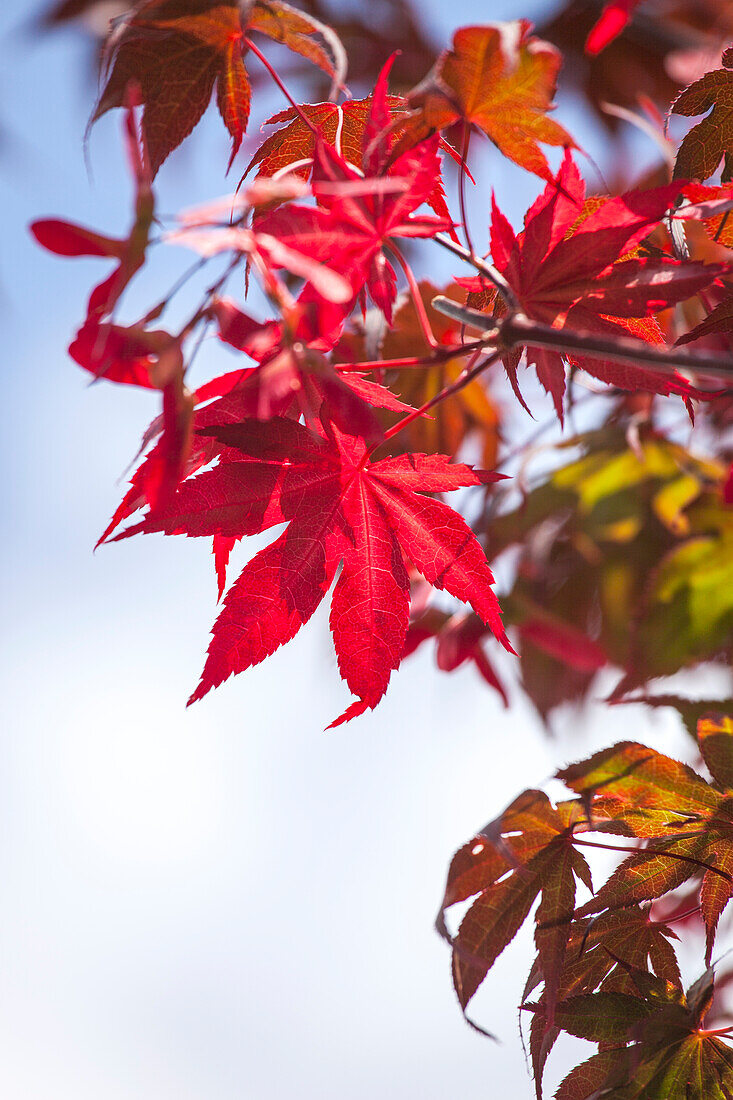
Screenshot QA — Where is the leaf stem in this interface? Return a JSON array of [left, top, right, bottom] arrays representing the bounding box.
[[376, 349, 501, 449], [334, 341, 486, 373], [243, 36, 319, 135], [572, 837, 733, 882], [433, 232, 519, 311], [458, 123, 476, 259], [388, 244, 438, 347]]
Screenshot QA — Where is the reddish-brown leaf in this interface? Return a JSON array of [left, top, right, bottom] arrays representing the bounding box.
[[444, 790, 589, 1018], [94, 0, 342, 174], [404, 21, 576, 181], [671, 49, 733, 182], [559, 738, 733, 962]]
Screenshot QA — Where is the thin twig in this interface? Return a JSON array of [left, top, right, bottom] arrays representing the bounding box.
[[377, 349, 501, 448], [433, 232, 518, 311], [458, 123, 476, 258], [388, 243, 438, 348], [334, 341, 486, 373], [244, 37, 319, 134]]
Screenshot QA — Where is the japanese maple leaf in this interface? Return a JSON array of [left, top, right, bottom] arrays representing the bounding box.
[[252, 60, 452, 322], [402, 21, 575, 182], [526, 906, 681, 1098], [94, 0, 342, 174], [439, 789, 590, 1025], [479, 151, 728, 415], [671, 47, 733, 183], [550, 965, 733, 1100], [212, 296, 412, 436], [246, 97, 404, 181], [245, 89, 453, 227], [116, 414, 509, 726], [256, 135, 450, 322], [32, 103, 153, 319], [558, 724, 733, 964], [93, 322, 412, 556], [585, 1, 643, 56]]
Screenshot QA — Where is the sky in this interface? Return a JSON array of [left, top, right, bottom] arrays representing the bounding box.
[[0, 2, 697, 1098]]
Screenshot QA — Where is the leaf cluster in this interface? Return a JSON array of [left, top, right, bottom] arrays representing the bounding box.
[[442, 714, 733, 1097]]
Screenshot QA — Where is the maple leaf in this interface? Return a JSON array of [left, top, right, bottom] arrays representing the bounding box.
[[474, 151, 728, 416], [402, 21, 576, 182], [551, 965, 733, 1099], [440, 790, 590, 1025], [671, 47, 733, 183], [246, 97, 404, 182], [116, 414, 509, 725], [32, 103, 153, 318], [558, 728, 733, 963], [212, 296, 412, 438], [245, 92, 454, 227], [94, 0, 344, 175], [256, 134, 450, 322], [92, 338, 410, 552], [525, 906, 681, 1097], [585, 1, 643, 56], [246, 59, 453, 323]]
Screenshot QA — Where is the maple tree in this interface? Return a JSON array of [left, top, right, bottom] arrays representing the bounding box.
[[35, 0, 733, 1094]]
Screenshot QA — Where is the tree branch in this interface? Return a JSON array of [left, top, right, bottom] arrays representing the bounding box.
[[432, 296, 733, 385]]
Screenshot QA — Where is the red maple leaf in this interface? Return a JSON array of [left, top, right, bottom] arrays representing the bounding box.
[[256, 136, 450, 323], [212, 296, 412, 433], [245, 78, 454, 228], [116, 414, 509, 725], [254, 62, 451, 322], [478, 151, 729, 416]]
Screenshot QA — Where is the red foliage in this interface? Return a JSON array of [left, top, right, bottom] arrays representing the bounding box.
[[35, 4, 733, 1094]]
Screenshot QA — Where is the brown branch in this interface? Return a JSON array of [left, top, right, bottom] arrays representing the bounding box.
[[432, 296, 733, 385]]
